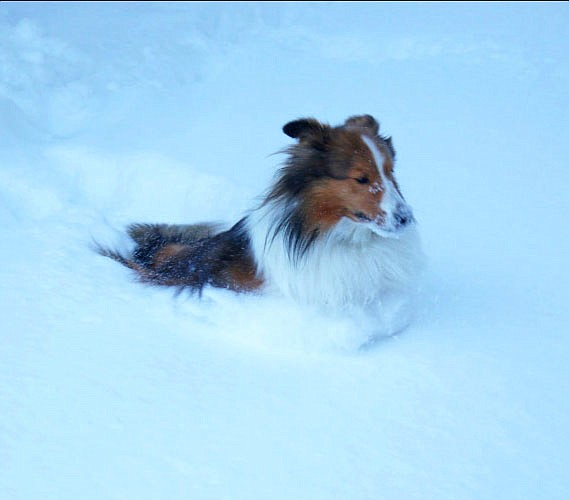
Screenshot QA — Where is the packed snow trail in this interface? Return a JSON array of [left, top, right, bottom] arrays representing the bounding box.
[[1, 3, 569, 499]]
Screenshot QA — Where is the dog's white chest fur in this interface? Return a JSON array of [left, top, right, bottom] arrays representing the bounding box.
[[246, 204, 423, 310]]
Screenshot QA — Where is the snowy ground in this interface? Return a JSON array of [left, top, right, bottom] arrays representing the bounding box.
[[1, 2, 569, 499]]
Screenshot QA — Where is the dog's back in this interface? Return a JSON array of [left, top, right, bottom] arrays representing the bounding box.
[[98, 220, 263, 293]]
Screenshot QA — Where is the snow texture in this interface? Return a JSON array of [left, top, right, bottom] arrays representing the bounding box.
[[1, 3, 569, 499]]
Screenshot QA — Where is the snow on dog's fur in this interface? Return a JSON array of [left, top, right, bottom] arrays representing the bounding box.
[[98, 114, 423, 316]]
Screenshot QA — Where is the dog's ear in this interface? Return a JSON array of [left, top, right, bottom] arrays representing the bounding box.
[[344, 114, 380, 136], [283, 118, 327, 144], [383, 136, 396, 159], [345, 114, 395, 158]]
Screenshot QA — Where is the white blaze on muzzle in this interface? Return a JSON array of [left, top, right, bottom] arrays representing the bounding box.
[[360, 135, 414, 234]]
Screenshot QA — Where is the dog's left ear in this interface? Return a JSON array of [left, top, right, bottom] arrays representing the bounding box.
[[283, 118, 325, 141], [344, 114, 380, 136], [283, 118, 331, 151]]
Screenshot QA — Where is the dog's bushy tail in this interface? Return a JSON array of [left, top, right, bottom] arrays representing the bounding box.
[[96, 220, 262, 293], [126, 222, 220, 266]]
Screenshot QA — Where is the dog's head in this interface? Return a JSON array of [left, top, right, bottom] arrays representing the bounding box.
[[274, 114, 414, 238]]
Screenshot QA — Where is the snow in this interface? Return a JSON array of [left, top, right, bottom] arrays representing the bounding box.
[[1, 2, 569, 499]]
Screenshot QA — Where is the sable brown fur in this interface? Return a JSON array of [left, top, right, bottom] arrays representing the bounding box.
[[97, 113, 405, 296], [262, 114, 397, 262], [98, 219, 262, 293]]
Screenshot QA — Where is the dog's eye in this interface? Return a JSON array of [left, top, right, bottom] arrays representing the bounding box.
[[355, 176, 370, 184]]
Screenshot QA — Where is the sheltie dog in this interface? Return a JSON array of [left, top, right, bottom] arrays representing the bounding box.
[[98, 114, 423, 312]]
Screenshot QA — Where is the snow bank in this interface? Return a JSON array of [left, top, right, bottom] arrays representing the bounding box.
[[1, 3, 569, 500]]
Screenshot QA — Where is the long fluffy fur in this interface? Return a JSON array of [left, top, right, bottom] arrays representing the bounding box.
[[98, 114, 423, 309], [246, 201, 422, 308]]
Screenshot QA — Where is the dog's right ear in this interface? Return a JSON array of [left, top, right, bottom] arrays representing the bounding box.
[[283, 118, 326, 143], [344, 114, 380, 136]]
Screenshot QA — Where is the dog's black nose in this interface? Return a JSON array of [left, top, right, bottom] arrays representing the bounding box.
[[394, 213, 410, 226], [394, 206, 414, 227]]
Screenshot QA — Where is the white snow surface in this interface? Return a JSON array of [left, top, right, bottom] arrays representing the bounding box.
[[1, 3, 569, 499]]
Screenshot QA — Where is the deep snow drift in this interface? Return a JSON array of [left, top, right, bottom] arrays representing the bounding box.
[[1, 3, 569, 500]]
